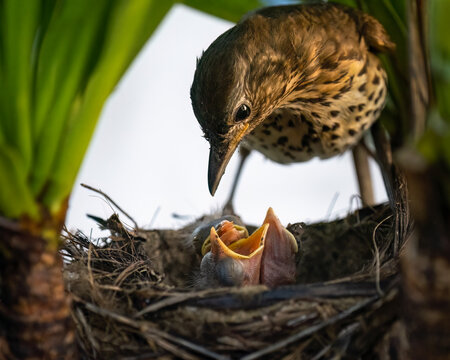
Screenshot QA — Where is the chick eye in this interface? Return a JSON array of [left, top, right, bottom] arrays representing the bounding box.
[[235, 104, 251, 122]]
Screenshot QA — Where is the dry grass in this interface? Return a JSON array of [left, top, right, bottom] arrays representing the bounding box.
[[63, 204, 408, 359]]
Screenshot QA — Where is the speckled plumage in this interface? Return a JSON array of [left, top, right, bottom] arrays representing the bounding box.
[[191, 3, 394, 194]]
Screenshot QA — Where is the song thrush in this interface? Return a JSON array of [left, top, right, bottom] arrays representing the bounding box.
[[190, 3, 394, 205]]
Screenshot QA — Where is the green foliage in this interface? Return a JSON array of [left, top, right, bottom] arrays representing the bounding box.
[[429, 0, 450, 122], [331, 0, 409, 141], [363, 1, 408, 133], [181, 0, 263, 23], [0, 0, 173, 219], [418, 0, 450, 167]]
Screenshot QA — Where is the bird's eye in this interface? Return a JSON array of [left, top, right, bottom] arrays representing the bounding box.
[[235, 104, 251, 122]]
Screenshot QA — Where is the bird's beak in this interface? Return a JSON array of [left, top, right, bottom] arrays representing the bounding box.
[[201, 220, 249, 256], [197, 209, 299, 288], [208, 124, 249, 195], [260, 207, 298, 287], [209, 223, 267, 286]]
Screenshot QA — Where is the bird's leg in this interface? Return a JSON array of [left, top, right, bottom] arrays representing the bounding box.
[[370, 123, 395, 207], [352, 142, 375, 206], [222, 146, 251, 215]]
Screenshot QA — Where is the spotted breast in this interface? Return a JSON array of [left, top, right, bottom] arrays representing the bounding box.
[[244, 50, 387, 164]]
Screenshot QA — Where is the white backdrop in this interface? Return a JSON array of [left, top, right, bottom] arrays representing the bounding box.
[[66, 5, 387, 237]]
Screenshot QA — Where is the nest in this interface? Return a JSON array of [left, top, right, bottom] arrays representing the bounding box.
[[64, 204, 407, 359]]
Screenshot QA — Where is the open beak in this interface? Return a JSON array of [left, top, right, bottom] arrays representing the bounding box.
[[260, 207, 298, 287], [197, 208, 299, 288], [206, 223, 268, 286], [201, 220, 249, 256], [208, 124, 249, 196]]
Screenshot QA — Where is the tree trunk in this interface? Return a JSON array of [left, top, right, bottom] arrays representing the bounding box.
[[0, 220, 77, 359], [399, 159, 450, 360], [397, 1, 450, 358]]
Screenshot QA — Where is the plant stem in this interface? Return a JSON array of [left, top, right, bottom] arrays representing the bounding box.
[[0, 225, 77, 359]]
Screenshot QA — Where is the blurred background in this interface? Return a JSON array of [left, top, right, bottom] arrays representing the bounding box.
[[66, 4, 387, 236]]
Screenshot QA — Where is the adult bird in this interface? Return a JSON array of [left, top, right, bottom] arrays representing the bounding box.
[[190, 3, 394, 211]]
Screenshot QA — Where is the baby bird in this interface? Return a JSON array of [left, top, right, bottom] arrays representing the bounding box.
[[196, 208, 299, 288]]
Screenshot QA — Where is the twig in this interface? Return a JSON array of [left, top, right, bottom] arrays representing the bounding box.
[[310, 343, 332, 360], [286, 313, 318, 327], [0, 216, 21, 231], [81, 183, 139, 229], [74, 308, 99, 356], [330, 322, 360, 358], [120, 352, 165, 360], [120, 352, 164, 360], [325, 192, 339, 220], [349, 194, 362, 224], [141, 333, 200, 360], [241, 296, 379, 360], [148, 206, 161, 228], [114, 261, 147, 288], [190, 280, 392, 309], [134, 288, 233, 317], [147, 328, 229, 360], [134, 293, 203, 318], [372, 215, 393, 296], [87, 242, 95, 290], [80, 300, 228, 360]]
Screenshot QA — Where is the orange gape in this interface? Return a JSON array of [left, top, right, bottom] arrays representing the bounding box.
[[208, 224, 267, 286], [260, 208, 298, 287], [216, 221, 244, 246], [199, 208, 299, 288]]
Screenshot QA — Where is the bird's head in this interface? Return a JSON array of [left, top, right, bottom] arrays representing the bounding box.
[[191, 20, 294, 195], [199, 222, 267, 287], [195, 207, 299, 288]]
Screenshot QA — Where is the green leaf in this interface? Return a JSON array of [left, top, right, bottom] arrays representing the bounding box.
[[331, 0, 358, 8], [0, 0, 173, 221], [42, 0, 174, 213], [0, 0, 41, 172], [180, 0, 263, 23], [429, 0, 450, 122], [0, 143, 38, 218], [30, 0, 113, 195]]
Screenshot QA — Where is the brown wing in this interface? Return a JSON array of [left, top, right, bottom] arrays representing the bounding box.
[[252, 3, 395, 54], [343, 6, 396, 53]]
